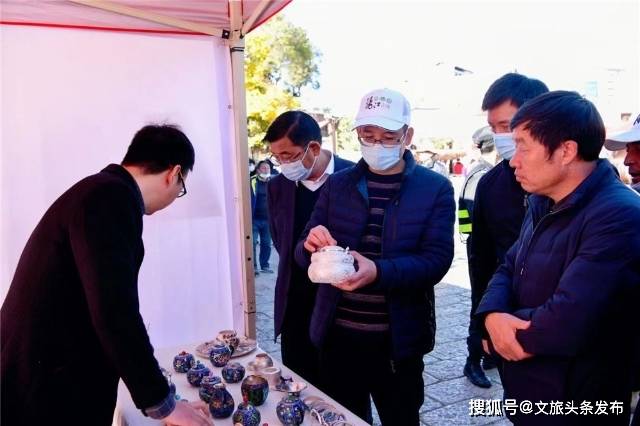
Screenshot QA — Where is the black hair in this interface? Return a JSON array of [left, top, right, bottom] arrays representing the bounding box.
[[510, 90, 605, 161], [122, 124, 195, 174], [256, 160, 271, 170], [263, 111, 322, 147], [482, 73, 549, 111]]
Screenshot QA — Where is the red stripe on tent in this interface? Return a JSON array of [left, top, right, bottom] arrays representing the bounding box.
[[0, 21, 208, 36], [250, 0, 293, 32]]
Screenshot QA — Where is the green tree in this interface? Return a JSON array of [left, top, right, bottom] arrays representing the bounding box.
[[245, 16, 321, 150]]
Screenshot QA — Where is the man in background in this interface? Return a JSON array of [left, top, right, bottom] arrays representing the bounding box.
[[464, 73, 549, 388]]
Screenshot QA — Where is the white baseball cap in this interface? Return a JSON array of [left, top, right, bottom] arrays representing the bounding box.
[[353, 88, 411, 131], [604, 113, 640, 150]]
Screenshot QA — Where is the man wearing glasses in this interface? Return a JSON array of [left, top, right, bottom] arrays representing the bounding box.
[[294, 89, 455, 424], [264, 111, 354, 388], [1, 125, 212, 426]]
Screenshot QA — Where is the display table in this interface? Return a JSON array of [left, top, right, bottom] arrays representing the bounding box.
[[113, 343, 368, 426]]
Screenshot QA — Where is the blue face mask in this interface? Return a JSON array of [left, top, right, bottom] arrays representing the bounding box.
[[280, 145, 317, 181], [493, 133, 516, 160], [361, 143, 403, 171]]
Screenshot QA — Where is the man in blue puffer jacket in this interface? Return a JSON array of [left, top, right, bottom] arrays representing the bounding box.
[[476, 91, 640, 425], [294, 88, 455, 425]]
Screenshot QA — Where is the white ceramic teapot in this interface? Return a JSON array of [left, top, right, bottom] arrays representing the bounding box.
[[308, 245, 355, 284]]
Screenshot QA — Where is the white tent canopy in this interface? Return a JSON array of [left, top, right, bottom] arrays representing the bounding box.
[[0, 0, 290, 347]]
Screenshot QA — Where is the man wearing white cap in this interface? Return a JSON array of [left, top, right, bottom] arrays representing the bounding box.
[[294, 88, 455, 424], [605, 113, 640, 193]]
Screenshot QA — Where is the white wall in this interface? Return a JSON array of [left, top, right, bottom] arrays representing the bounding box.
[[0, 25, 245, 348]]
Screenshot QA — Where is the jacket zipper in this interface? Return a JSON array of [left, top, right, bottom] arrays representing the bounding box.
[[519, 205, 571, 277]]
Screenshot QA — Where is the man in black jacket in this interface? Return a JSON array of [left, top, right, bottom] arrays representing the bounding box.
[[1, 125, 211, 426], [464, 73, 549, 388], [265, 111, 353, 387]]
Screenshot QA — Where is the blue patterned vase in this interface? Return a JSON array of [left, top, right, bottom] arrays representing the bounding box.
[[208, 343, 232, 367], [186, 360, 211, 387], [276, 390, 306, 425], [173, 351, 195, 373], [208, 383, 234, 418], [221, 361, 245, 384], [240, 375, 269, 406], [232, 401, 261, 426], [199, 374, 222, 403]]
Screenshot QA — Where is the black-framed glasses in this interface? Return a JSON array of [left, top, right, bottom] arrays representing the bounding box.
[[358, 131, 407, 148], [268, 143, 313, 166], [177, 171, 187, 198]]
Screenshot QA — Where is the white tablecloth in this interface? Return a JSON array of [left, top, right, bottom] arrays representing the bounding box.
[[113, 343, 368, 426]]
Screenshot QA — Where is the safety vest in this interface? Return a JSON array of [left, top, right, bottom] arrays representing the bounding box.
[[458, 159, 492, 235]]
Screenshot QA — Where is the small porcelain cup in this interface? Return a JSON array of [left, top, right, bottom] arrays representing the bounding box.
[[261, 366, 281, 389]]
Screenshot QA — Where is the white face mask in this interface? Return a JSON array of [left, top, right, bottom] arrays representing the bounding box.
[[280, 145, 316, 181], [259, 172, 270, 180], [493, 133, 516, 160], [361, 143, 403, 171], [249, 164, 256, 173]]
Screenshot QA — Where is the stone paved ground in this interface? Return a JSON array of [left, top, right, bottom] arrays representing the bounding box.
[[254, 187, 512, 425]]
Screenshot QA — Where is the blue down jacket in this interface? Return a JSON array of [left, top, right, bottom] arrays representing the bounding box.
[[294, 151, 455, 361], [477, 159, 640, 425]]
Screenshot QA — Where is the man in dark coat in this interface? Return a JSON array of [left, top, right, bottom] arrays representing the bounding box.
[[1, 125, 212, 426], [477, 91, 640, 425], [264, 111, 353, 387], [464, 73, 549, 388], [294, 89, 455, 425]]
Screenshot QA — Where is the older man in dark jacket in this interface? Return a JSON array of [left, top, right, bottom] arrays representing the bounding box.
[[477, 91, 640, 425], [294, 88, 455, 425]]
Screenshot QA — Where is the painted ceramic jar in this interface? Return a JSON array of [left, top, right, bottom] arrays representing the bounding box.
[[240, 375, 269, 406], [221, 361, 245, 383], [217, 329, 240, 354], [275, 382, 307, 425], [208, 342, 232, 367], [186, 361, 211, 387], [308, 246, 355, 284], [208, 383, 234, 418], [173, 351, 196, 373], [199, 374, 222, 403], [232, 401, 261, 426], [252, 353, 274, 371]]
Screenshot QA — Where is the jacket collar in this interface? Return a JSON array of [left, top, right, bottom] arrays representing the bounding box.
[[528, 159, 618, 216], [102, 164, 145, 215]]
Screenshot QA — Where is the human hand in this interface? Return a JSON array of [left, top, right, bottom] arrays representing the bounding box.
[[333, 251, 377, 292], [163, 400, 213, 426], [303, 225, 337, 253], [484, 312, 533, 361]]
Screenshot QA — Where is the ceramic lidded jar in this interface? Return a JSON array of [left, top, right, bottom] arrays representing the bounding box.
[[199, 374, 222, 403], [173, 351, 196, 373], [217, 329, 240, 354], [186, 360, 211, 387], [208, 382, 234, 418], [232, 399, 261, 426], [221, 361, 246, 384], [276, 382, 307, 425], [208, 342, 233, 367], [240, 375, 269, 406], [307, 246, 355, 284]]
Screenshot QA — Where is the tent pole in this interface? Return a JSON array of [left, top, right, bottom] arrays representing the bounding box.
[[229, 0, 257, 340]]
